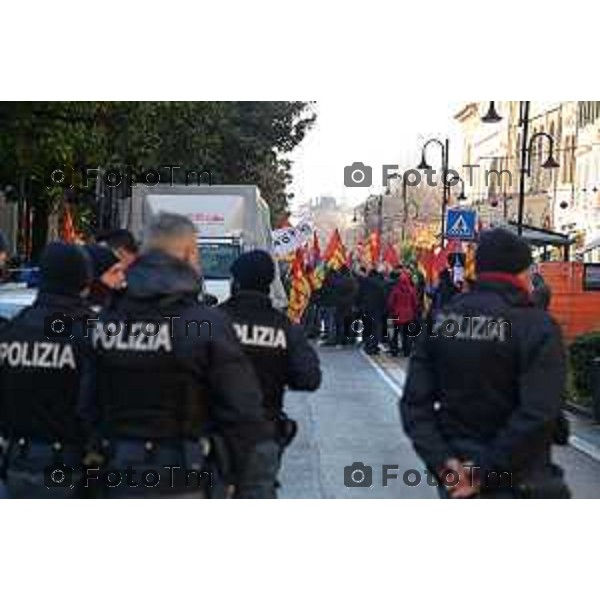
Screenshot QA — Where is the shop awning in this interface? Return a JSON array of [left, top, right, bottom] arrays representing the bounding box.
[[582, 235, 600, 253], [504, 221, 574, 247]]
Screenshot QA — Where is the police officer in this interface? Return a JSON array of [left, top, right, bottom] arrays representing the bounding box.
[[401, 227, 570, 499], [95, 228, 139, 269], [90, 212, 271, 498], [0, 243, 94, 498], [85, 243, 126, 310], [220, 250, 322, 497]]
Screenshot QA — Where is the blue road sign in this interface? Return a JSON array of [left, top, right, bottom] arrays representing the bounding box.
[[445, 208, 477, 240]]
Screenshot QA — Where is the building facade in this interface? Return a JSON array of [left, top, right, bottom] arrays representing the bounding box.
[[455, 101, 600, 259]]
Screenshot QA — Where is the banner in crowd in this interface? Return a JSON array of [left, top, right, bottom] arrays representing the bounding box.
[[272, 220, 314, 258]]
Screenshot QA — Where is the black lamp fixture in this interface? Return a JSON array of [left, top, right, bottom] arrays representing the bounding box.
[[416, 156, 431, 170], [481, 101, 502, 123], [416, 137, 451, 246], [541, 155, 560, 170], [481, 101, 560, 236]]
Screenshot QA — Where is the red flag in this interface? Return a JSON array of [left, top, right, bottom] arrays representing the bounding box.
[[61, 205, 77, 243], [323, 229, 340, 261], [368, 231, 381, 265], [382, 243, 400, 269], [432, 245, 450, 278], [417, 247, 435, 284], [323, 229, 347, 270]]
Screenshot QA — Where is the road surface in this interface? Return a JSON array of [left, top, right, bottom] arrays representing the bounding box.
[[280, 347, 600, 499]]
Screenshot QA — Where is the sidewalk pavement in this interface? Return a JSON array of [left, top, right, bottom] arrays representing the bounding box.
[[368, 350, 600, 464]]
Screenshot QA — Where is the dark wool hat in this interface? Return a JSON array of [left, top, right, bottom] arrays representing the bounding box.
[[475, 227, 533, 274], [39, 242, 93, 296], [231, 250, 275, 292], [96, 229, 139, 253], [85, 244, 120, 279]]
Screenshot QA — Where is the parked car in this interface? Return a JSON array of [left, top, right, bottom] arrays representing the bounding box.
[[0, 285, 37, 320]]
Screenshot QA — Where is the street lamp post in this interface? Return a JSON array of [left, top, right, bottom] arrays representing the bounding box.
[[401, 177, 409, 243], [387, 173, 411, 243], [482, 101, 560, 235], [451, 174, 468, 202], [417, 138, 450, 247]]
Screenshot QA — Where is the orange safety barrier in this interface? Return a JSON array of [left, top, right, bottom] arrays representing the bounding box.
[[538, 262, 600, 343]]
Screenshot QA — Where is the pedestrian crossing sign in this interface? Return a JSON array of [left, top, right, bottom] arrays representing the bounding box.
[[446, 208, 476, 240]]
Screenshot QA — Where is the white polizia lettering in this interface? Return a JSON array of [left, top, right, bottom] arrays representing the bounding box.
[[92, 321, 173, 353], [0, 342, 76, 369], [233, 324, 287, 349]]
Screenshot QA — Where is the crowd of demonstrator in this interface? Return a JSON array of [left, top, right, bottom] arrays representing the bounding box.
[[299, 261, 463, 357]]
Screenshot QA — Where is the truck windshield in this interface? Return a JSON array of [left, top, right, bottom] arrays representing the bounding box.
[[199, 244, 241, 279]]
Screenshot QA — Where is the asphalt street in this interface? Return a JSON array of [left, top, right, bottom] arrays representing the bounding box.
[[279, 347, 436, 499], [279, 347, 600, 499]]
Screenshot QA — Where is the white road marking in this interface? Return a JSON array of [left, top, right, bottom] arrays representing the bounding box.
[[569, 435, 600, 463], [360, 349, 405, 397], [361, 349, 600, 465]]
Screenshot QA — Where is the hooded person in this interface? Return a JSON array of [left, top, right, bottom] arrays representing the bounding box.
[[0, 242, 95, 498], [89, 212, 273, 499], [220, 249, 322, 497], [401, 227, 570, 499], [84, 243, 125, 309], [387, 269, 418, 357]]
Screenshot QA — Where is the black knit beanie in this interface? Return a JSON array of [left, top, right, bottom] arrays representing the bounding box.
[[475, 227, 533, 274], [39, 242, 93, 296], [85, 244, 120, 279], [231, 250, 275, 293]]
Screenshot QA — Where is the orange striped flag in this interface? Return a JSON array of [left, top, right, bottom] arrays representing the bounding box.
[[323, 229, 347, 271], [287, 248, 312, 323], [61, 204, 77, 243]]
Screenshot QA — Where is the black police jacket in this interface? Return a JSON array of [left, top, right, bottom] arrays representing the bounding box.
[[0, 292, 94, 447], [400, 276, 567, 478], [91, 251, 269, 448], [220, 290, 322, 420]]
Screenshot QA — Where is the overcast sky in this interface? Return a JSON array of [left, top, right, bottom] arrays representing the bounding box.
[[289, 99, 465, 212]]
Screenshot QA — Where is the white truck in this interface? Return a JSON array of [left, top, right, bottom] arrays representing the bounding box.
[[126, 184, 287, 308]]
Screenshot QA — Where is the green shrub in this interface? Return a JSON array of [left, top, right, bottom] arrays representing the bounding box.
[[569, 331, 600, 401]]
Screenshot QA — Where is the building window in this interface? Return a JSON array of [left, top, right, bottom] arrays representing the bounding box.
[[562, 135, 575, 184]]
